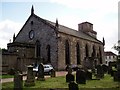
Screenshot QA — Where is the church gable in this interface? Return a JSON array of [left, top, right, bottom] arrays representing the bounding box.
[[14, 14, 57, 44]]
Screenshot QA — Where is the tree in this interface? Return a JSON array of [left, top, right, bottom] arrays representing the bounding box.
[[113, 40, 120, 52], [113, 40, 120, 70]]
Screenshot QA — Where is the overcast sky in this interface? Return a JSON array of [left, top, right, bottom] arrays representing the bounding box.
[[0, 0, 119, 54]]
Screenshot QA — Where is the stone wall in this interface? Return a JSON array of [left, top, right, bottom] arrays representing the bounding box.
[[2, 53, 17, 73], [57, 32, 105, 70], [9, 15, 58, 70]]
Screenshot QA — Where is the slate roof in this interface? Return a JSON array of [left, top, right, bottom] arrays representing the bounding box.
[[33, 14, 102, 44], [105, 51, 117, 56], [18, 14, 102, 44], [47, 20, 101, 43]]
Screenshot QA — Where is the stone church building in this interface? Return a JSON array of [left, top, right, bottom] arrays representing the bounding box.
[[2, 6, 105, 72]]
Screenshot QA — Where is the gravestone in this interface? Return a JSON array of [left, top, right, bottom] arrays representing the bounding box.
[[66, 65, 70, 71], [68, 81, 79, 90], [108, 66, 112, 75], [66, 66, 75, 82], [102, 64, 108, 73], [14, 71, 23, 89], [86, 69, 92, 80], [76, 68, 86, 84], [96, 65, 104, 79], [24, 65, 35, 86], [68, 66, 72, 74], [111, 67, 117, 76], [114, 67, 120, 82], [66, 73, 75, 83], [37, 63, 45, 81], [113, 71, 119, 81], [51, 69, 56, 77]]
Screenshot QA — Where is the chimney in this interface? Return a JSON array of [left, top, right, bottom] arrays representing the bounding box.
[[78, 22, 97, 38]]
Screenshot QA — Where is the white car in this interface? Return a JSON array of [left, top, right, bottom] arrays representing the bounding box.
[[33, 64, 54, 75]]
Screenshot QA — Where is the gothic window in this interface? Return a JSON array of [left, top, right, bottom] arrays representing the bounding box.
[[65, 40, 70, 65], [99, 47, 102, 64], [76, 43, 81, 64], [36, 40, 41, 57], [92, 46, 96, 57], [47, 45, 51, 63], [85, 44, 89, 58]]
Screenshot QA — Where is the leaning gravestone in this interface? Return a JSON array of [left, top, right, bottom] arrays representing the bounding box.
[[102, 64, 108, 73], [24, 65, 35, 86], [14, 71, 23, 89], [114, 67, 120, 82], [37, 63, 45, 81], [66, 66, 75, 82], [76, 68, 86, 84], [96, 65, 104, 79], [86, 69, 92, 80], [68, 81, 79, 90], [51, 69, 56, 77], [113, 71, 119, 81]]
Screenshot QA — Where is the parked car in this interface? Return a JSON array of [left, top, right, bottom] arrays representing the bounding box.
[[33, 64, 54, 75]]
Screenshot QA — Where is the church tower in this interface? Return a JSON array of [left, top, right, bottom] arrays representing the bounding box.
[[78, 22, 97, 38]]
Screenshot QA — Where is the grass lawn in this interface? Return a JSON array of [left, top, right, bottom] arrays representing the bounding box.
[[0, 74, 14, 79], [2, 74, 120, 89]]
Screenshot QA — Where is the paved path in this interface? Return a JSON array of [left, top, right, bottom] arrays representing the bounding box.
[[1, 71, 75, 83]]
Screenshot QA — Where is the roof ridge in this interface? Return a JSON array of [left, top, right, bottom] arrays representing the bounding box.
[[33, 14, 102, 44]]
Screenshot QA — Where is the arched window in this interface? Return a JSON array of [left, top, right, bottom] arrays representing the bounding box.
[[99, 47, 102, 64], [76, 43, 81, 64], [85, 44, 89, 58], [47, 45, 51, 63], [36, 40, 41, 57], [92, 46, 96, 57], [65, 40, 70, 65]]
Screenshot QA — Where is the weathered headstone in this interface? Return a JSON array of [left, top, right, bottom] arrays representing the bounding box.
[[86, 69, 92, 80], [14, 71, 23, 89], [96, 65, 104, 79], [37, 63, 45, 81], [24, 65, 35, 86], [111, 67, 117, 76], [102, 64, 108, 73], [68, 66, 72, 74], [114, 68, 120, 82], [66, 73, 75, 83], [66, 66, 75, 82], [50, 69, 56, 77], [108, 66, 112, 75], [113, 71, 119, 81], [76, 68, 86, 84], [66, 64, 70, 71], [68, 81, 79, 90]]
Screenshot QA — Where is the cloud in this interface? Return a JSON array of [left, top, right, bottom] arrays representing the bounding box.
[[0, 20, 23, 48], [50, 0, 118, 12], [50, 0, 118, 54], [0, 0, 118, 55]]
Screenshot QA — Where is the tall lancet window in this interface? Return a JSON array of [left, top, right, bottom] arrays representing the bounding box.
[[76, 43, 81, 64], [99, 47, 102, 64], [65, 40, 70, 65], [85, 44, 89, 58], [92, 46, 96, 57], [36, 40, 41, 58], [47, 45, 51, 63]]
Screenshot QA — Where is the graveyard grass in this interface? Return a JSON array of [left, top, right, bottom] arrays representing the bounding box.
[[0, 74, 14, 79], [2, 74, 120, 89]]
